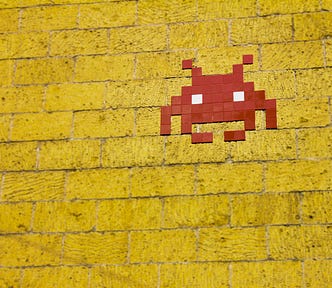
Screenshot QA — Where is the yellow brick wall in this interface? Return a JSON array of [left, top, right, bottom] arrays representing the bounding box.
[[0, 0, 331, 287]]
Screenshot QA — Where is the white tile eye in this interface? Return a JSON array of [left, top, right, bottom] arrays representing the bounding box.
[[192, 94, 203, 104], [233, 91, 245, 102]]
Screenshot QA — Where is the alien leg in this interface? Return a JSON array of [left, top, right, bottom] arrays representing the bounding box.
[[160, 106, 171, 135], [265, 99, 277, 129]]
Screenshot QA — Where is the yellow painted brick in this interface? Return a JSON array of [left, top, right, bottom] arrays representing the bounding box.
[[296, 68, 332, 98], [304, 260, 332, 288], [269, 225, 332, 259], [164, 195, 229, 228], [232, 16, 292, 44], [22, 267, 89, 288], [131, 165, 195, 197], [138, 0, 196, 24], [46, 83, 105, 111], [232, 261, 302, 288], [198, 0, 255, 19], [63, 232, 127, 264], [130, 230, 196, 263], [230, 130, 296, 161], [302, 192, 332, 224], [34, 201, 95, 232], [0, 0, 54, 7], [0, 86, 44, 113], [80, 1, 136, 29], [0, 115, 10, 141], [294, 12, 332, 41], [21, 6, 78, 31], [98, 198, 162, 230], [232, 193, 300, 226], [66, 168, 130, 200], [136, 108, 160, 136], [0, 9, 19, 32], [110, 25, 167, 53], [0, 234, 61, 266], [75, 54, 134, 82], [278, 98, 330, 128], [106, 80, 166, 108], [2, 171, 65, 201], [0, 202, 32, 233], [102, 136, 164, 167], [0, 268, 21, 287], [198, 163, 263, 194], [259, 0, 320, 15], [322, 0, 332, 9], [50, 29, 108, 56], [136, 50, 195, 79], [15, 58, 74, 85], [91, 264, 158, 288], [160, 262, 229, 288], [326, 39, 332, 66], [74, 109, 134, 138], [0, 142, 37, 171], [165, 135, 228, 164], [298, 127, 332, 159], [11, 112, 72, 141], [262, 42, 324, 70], [0, 60, 14, 86], [53, 0, 107, 3], [39, 140, 100, 170], [267, 160, 332, 192], [199, 227, 267, 261], [169, 21, 228, 49]]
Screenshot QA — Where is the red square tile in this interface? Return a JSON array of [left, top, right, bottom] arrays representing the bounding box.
[[160, 125, 171, 135], [182, 59, 193, 69], [171, 105, 181, 115], [192, 67, 202, 76], [243, 54, 253, 65]]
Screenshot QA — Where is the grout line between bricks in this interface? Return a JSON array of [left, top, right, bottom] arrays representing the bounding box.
[[265, 225, 271, 259], [19, 268, 24, 288], [228, 262, 233, 288], [157, 263, 161, 288], [0, 172, 4, 201], [29, 202, 36, 232]]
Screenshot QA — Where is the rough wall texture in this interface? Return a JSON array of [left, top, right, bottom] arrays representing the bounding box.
[[0, 0, 331, 287]]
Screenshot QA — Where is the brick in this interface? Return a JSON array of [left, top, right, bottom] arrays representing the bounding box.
[[326, 39, 332, 66], [79, 1, 136, 29], [0, 234, 62, 266], [266, 160, 332, 192], [160, 262, 229, 288], [98, 198, 162, 230], [90, 264, 158, 288], [232, 193, 300, 226], [110, 25, 167, 53], [102, 136, 164, 167], [2, 171, 65, 201], [0, 86, 44, 113], [0, 115, 10, 141], [63, 232, 127, 264], [106, 80, 166, 108], [169, 21, 228, 49], [131, 165, 195, 197], [138, 0, 196, 24], [22, 267, 89, 288], [294, 12, 332, 41], [232, 16, 292, 44], [261, 42, 323, 70], [165, 135, 228, 164], [163, 195, 229, 228], [0, 142, 37, 171], [130, 230, 196, 263], [15, 58, 74, 85], [259, 0, 320, 15], [0, 202, 32, 233], [304, 260, 332, 287], [230, 130, 296, 162], [198, 0, 255, 19], [33, 201, 95, 232], [46, 83, 105, 111], [298, 127, 332, 159], [136, 108, 160, 136], [74, 109, 134, 138], [199, 227, 267, 261], [278, 98, 330, 128], [302, 192, 332, 224], [269, 225, 332, 259], [75, 54, 134, 82], [39, 140, 100, 170], [232, 261, 302, 288], [11, 112, 72, 141], [0, 60, 14, 86], [66, 168, 130, 200], [198, 163, 263, 194], [50, 29, 108, 56], [21, 6, 78, 31], [0, 9, 19, 32], [0, 268, 21, 287]]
